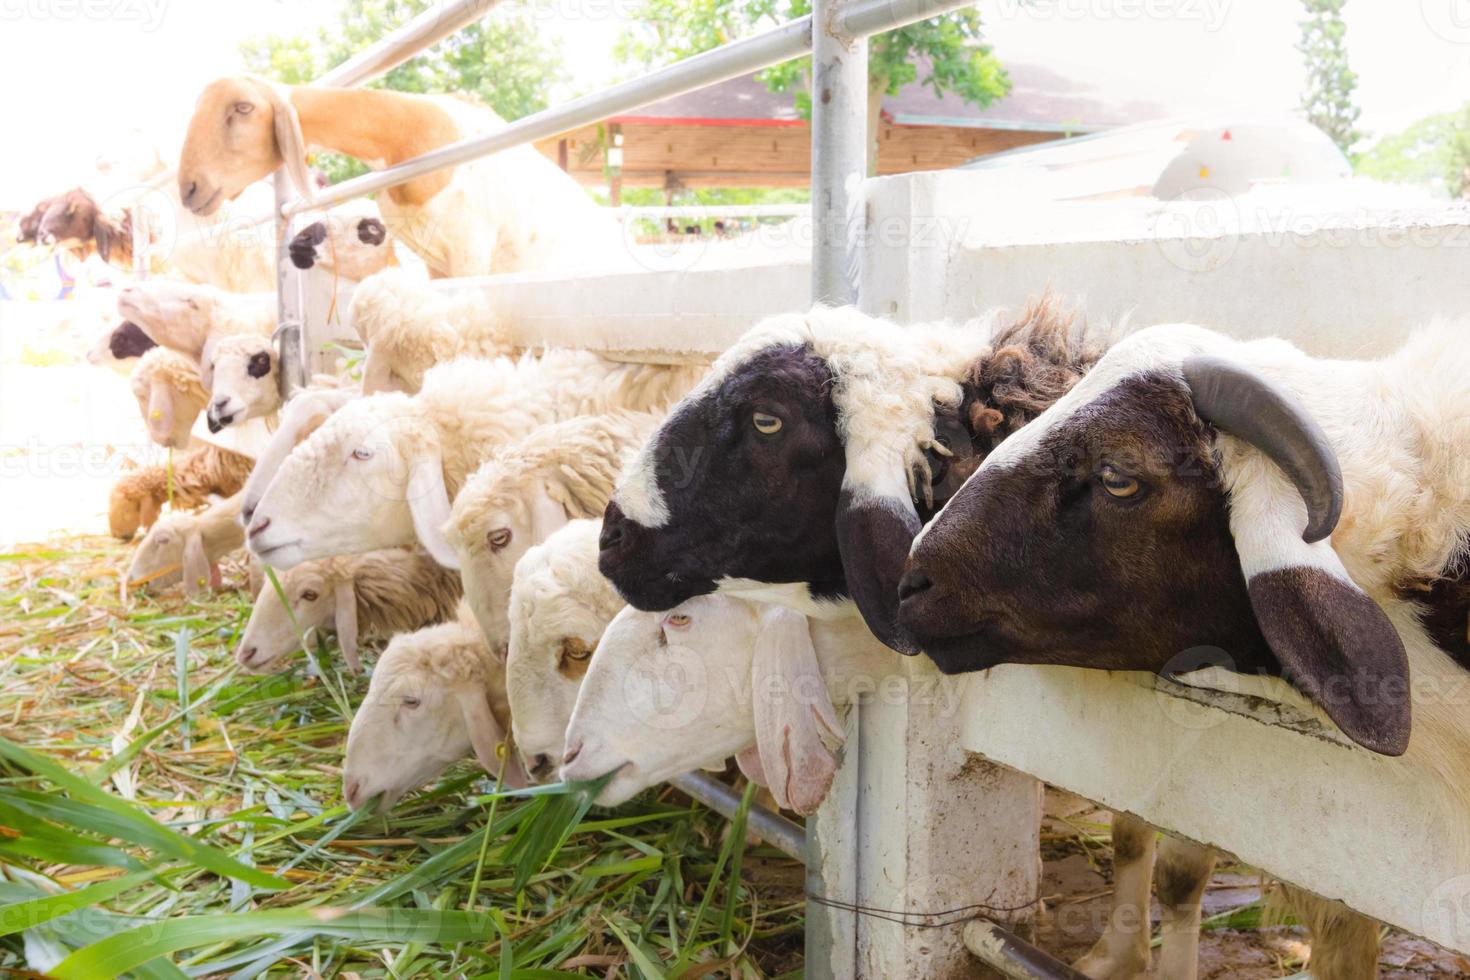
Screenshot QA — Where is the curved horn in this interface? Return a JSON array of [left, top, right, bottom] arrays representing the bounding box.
[[1182, 354, 1342, 544]]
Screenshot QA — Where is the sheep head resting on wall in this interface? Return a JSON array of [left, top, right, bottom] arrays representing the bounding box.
[[246, 396, 458, 570], [177, 76, 310, 216], [900, 324, 1412, 758], [130, 348, 208, 450]]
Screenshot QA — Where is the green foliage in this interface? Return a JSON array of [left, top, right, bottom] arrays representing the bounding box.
[[1355, 102, 1470, 198], [1297, 0, 1361, 155], [616, 0, 1009, 170], [240, 0, 566, 185]]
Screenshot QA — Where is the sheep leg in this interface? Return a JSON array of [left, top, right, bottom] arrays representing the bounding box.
[[1280, 884, 1381, 980], [1073, 811, 1155, 980], [1152, 835, 1217, 980]]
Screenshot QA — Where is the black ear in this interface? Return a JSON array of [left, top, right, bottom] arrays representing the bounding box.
[[835, 488, 923, 655], [1249, 566, 1411, 756], [247, 351, 273, 379], [924, 404, 982, 514]]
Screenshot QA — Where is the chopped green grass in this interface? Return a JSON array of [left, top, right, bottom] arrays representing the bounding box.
[[0, 535, 806, 978]]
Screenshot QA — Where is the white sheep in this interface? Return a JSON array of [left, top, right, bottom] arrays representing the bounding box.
[[127, 492, 245, 595], [341, 600, 527, 811], [503, 520, 625, 782], [239, 384, 359, 527], [445, 411, 660, 656], [235, 547, 462, 674], [247, 354, 703, 570], [178, 77, 623, 279], [130, 347, 209, 450], [349, 268, 513, 395]]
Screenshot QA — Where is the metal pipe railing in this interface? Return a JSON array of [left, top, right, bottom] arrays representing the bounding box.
[[314, 0, 506, 89], [668, 773, 806, 861]]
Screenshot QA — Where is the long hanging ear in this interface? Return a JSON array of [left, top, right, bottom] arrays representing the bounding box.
[[181, 531, 212, 596], [406, 450, 460, 569], [455, 687, 528, 789], [146, 380, 176, 446], [751, 606, 844, 815], [735, 745, 768, 787], [256, 79, 315, 204], [836, 478, 923, 655], [137, 494, 163, 532], [198, 339, 218, 392], [1184, 355, 1410, 756], [333, 581, 361, 673]]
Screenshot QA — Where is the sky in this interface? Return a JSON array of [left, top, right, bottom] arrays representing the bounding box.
[[0, 0, 1465, 206]]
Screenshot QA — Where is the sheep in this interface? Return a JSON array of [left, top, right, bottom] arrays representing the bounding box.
[[235, 548, 462, 674], [349, 268, 514, 394], [239, 384, 358, 527], [130, 347, 209, 450], [107, 443, 254, 541], [200, 332, 282, 431], [127, 492, 245, 595], [117, 280, 274, 360], [599, 298, 1096, 653], [246, 354, 703, 570], [445, 411, 661, 657], [287, 199, 398, 281], [34, 188, 133, 267], [897, 323, 1470, 979], [178, 76, 623, 278], [341, 600, 527, 811], [86, 320, 157, 375], [503, 520, 626, 782]]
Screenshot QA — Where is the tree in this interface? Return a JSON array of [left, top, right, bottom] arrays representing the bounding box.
[[241, 0, 566, 184], [1297, 0, 1361, 156], [1356, 102, 1470, 198], [615, 0, 1009, 174]]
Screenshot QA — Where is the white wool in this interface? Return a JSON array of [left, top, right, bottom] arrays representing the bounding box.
[[126, 492, 244, 593]]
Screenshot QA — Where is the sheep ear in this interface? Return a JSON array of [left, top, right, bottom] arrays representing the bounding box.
[[198, 339, 217, 392], [835, 485, 923, 655], [261, 81, 314, 203], [751, 606, 844, 815], [333, 581, 361, 673], [93, 213, 113, 263], [455, 687, 528, 789], [735, 745, 768, 787], [146, 380, 175, 446], [137, 494, 162, 532], [181, 532, 213, 596], [360, 346, 395, 394], [406, 451, 460, 569], [1226, 484, 1410, 756]]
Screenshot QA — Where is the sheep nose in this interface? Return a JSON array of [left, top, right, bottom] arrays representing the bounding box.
[[248, 516, 271, 539], [897, 568, 933, 601], [240, 646, 257, 665], [343, 778, 362, 808], [562, 742, 583, 767], [598, 514, 626, 554], [183, 181, 198, 205], [529, 754, 553, 780], [241, 503, 256, 525]]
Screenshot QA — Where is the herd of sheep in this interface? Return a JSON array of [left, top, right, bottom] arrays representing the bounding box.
[[17, 72, 1470, 980]]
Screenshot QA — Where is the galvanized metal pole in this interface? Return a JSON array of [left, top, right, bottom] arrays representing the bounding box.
[[810, 0, 868, 307], [273, 171, 304, 396], [668, 773, 806, 861]]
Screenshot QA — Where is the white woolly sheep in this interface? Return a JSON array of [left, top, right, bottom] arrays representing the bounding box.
[[502, 520, 625, 782], [236, 547, 462, 674], [130, 347, 209, 450], [341, 600, 527, 811], [446, 411, 660, 656], [118, 280, 274, 357], [108, 443, 254, 541], [200, 332, 281, 431], [247, 354, 703, 570], [178, 77, 624, 279], [127, 492, 245, 595], [349, 268, 514, 395], [239, 383, 358, 527]]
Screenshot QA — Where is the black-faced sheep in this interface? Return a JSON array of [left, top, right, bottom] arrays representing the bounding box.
[[87, 320, 158, 375]]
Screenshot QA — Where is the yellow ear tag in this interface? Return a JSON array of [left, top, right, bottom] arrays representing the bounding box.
[[495, 741, 509, 761], [151, 410, 162, 420], [1198, 166, 1210, 179]]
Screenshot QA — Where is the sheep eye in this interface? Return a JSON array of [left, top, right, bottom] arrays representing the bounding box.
[[232, 101, 254, 116], [563, 640, 593, 662], [488, 528, 512, 551], [300, 590, 319, 602], [402, 696, 421, 709], [246, 352, 272, 378], [351, 447, 373, 461], [665, 613, 691, 628], [1099, 464, 1142, 499], [752, 412, 783, 436], [187, 299, 199, 311]]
